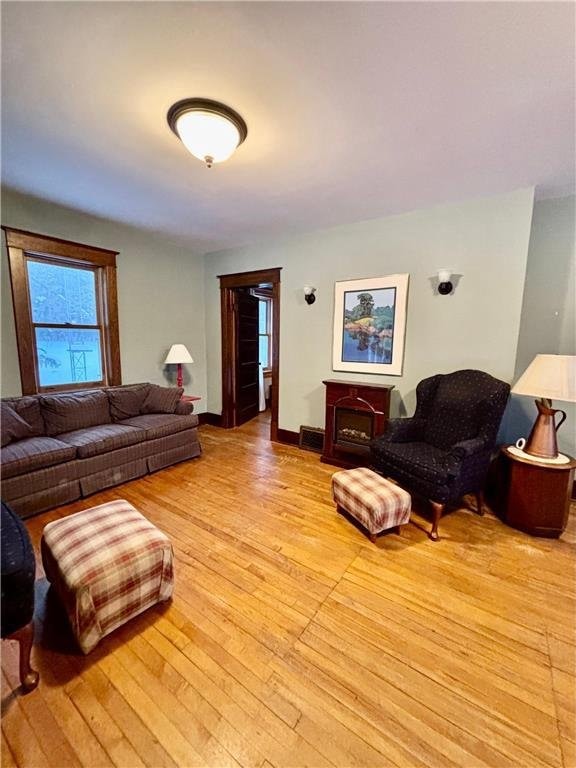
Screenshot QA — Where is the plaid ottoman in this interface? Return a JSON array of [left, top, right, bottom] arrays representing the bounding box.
[[41, 499, 174, 654], [331, 467, 411, 542]]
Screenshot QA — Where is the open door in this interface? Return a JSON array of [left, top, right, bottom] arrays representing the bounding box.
[[234, 291, 260, 426], [219, 267, 281, 440]]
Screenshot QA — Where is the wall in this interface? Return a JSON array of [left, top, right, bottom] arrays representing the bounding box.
[[204, 188, 535, 432], [503, 195, 576, 455], [1, 188, 207, 401]]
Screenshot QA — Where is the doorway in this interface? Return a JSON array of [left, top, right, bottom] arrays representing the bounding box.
[[219, 268, 281, 441]]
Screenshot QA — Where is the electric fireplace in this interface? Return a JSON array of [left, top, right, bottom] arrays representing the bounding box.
[[335, 408, 373, 449], [321, 379, 393, 468]]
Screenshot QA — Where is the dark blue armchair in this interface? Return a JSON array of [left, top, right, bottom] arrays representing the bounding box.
[[370, 369, 510, 540], [1, 501, 39, 691]]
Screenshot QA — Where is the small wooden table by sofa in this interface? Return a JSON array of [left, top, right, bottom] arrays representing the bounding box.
[[181, 395, 201, 404], [494, 447, 576, 538]]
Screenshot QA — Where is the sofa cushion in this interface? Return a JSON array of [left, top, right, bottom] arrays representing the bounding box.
[[120, 413, 199, 440], [107, 384, 150, 422], [40, 391, 112, 436], [57, 423, 144, 459], [1, 396, 44, 438], [141, 385, 183, 415], [1, 404, 34, 447], [1, 436, 77, 479]]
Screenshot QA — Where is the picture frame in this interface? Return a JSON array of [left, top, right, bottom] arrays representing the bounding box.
[[332, 273, 409, 376]]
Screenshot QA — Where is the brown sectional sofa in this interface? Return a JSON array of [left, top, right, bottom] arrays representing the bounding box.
[[1, 383, 201, 519]]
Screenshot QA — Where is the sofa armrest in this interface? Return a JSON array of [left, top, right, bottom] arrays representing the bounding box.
[[175, 400, 194, 416]]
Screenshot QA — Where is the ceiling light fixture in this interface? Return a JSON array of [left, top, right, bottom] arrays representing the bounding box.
[[167, 98, 248, 168]]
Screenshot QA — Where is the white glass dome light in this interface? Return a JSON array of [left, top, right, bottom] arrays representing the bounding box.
[[167, 99, 248, 168]]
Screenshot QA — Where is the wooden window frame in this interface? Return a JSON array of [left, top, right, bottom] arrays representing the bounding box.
[[3, 227, 121, 395], [252, 289, 273, 374]]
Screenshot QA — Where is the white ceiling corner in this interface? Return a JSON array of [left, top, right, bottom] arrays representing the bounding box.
[[1, 1, 574, 254]]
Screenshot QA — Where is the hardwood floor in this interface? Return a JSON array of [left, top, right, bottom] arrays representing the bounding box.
[[2, 414, 575, 768]]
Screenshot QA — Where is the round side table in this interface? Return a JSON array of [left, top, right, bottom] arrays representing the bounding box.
[[498, 447, 576, 537]]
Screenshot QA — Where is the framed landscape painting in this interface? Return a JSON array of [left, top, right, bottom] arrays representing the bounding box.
[[332, 273, 409, 375]]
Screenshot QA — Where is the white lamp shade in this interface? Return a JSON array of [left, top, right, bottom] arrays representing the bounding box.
[[164, 344, 194, 365], [175, 111, 241, 164], [512, 354, 576, 402]]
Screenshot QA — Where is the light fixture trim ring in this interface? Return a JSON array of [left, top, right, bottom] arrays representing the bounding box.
[[167, 98, 248, 145]]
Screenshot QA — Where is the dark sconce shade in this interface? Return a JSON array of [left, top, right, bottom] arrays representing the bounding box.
[[304, 286, 316, 305], [438, 269, 453, 295]]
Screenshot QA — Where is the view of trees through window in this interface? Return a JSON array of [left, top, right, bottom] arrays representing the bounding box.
[[27, 260, 103, 387], [258, 298, 271, 369]]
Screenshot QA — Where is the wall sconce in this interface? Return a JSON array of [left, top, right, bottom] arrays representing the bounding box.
[[304, 286, 316, 305], [437, 269, 453, 295]]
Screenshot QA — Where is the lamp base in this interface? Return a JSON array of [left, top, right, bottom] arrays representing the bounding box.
[[177, 363, 183, 389], [523, 399, 566, 459]]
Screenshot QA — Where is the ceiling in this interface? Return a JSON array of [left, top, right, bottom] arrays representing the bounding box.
[[2, 2, 574, 254]]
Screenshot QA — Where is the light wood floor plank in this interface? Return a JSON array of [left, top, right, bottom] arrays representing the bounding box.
[[1, 643, 81, 768], [1, 670, 52, 768], [2, 413, 574, 768], [78, 664, 179, 768]]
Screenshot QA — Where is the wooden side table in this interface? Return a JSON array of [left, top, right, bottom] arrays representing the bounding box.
[[495, 447, 576, 537]]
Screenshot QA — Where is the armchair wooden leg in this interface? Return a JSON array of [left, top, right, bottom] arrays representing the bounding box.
[[7, 621, 39, 692], [475, 490, 485, 516], [430, 502, 444, 541]]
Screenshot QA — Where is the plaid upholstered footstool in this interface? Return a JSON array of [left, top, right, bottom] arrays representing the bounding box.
[[331, 467, 411, 543], [41, 499, 174, 654]]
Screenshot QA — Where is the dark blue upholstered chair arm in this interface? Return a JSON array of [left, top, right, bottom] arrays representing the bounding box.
[[449, 436, 490, 460], [373, 417, 427, 445], [444, 438, 493, 480]]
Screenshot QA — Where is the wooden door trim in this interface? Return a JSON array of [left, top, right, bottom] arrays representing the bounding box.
[[218, 268, 280, 289], [219, 268, 281, 441]]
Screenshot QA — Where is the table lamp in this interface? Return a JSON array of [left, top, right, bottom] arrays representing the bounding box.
[[164, 344, 193, 388], [511, 354, 576, 459]]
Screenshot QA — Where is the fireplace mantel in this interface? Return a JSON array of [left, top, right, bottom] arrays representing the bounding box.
[[321, 379, 394, 468]]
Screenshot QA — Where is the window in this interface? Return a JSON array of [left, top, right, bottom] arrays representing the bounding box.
[[257, 296, 272, 372], [3, 228, 121, 394]]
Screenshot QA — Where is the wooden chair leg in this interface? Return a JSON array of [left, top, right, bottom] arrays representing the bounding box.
[[475, 490, 485, 516], [8, 621, 39, 692], [430, 502, 444, 541]]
